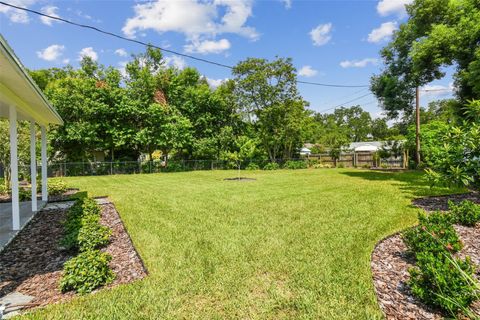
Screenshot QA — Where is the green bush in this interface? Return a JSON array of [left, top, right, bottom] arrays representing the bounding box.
[[19, 188, 31, 201], [409, 252, 478, 315], [163, 162, 184, 172], [77, 215, 111, 251], [337, 162, 345, 168], [402, 212, 462, 255], [283, 160, 308, 169], [246, 163, 260, 170], [61, 198, 106, 251], [48, 179, 68, 195], [60, 249, 115, 294], [263, 162, 280, 170], [448, 200, 480, 227]]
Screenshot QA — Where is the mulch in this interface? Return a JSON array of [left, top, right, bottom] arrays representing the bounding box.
[[0, 199, 147, 311], [371, 192, 480, 320], [0, 188, 80, 203]]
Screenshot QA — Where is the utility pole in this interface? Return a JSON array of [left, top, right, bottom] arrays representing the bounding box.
[[415, 87, 421, 166]]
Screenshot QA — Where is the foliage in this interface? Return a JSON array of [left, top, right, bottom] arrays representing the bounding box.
[[61, 197, 107, 251], [402, 211, 462, 255], [408, 252, 477, 315], [232, 57, 310, 161], [47, 179, 68, 195], [371, 0, 480, 117], [245, 163, 260, 170], [77, 214, 112, 251], [263, 162, 280, 170], [424, 100, 480, 187], [283, 160, 308, 170], [448, 200, 480, 227], [60, 249, 114, 294]]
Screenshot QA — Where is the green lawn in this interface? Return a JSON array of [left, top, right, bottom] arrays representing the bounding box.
[[23, 169, 462, 319]]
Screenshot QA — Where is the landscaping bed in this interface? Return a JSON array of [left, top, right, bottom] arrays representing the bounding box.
[[0, 198, 146, 314], [372, 192, 480, 319]]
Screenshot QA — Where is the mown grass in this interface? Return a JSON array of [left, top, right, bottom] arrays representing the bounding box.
[[21, 169, 463, 319]]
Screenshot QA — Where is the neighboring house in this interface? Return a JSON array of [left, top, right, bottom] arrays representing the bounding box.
[[348, 141, 384, 152], [0, 35, 63, 241], [299, 147, 311, 156]]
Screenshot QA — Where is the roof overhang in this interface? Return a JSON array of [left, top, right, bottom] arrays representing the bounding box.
[[0, 34, 63, 126]]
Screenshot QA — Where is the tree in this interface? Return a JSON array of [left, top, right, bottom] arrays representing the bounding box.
[[232, 57, 309, 161], [371, 0, 480, 165]]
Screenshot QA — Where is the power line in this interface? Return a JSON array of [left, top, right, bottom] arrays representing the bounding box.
[[297, 80, 368, 88], [0, 1, 370, 88], [317, 92, 373, 113]]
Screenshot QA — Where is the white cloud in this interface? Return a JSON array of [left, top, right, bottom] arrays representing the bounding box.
[[78, 47, 98, 61], [340, 58, 378, 68], [62, 58, 70, 64], [118, 61, 128, 77], [310, 23, 332, 46], [0, 0, 36, 23], [206, 77, 228, 88], [164, 55, 187, 70], [115, 48, 128, 57], [420, 83, 455, 98], [368, 21, 397, 43], [282, 0, 292, 9], [40, 5, 60, 26], [122, 0, 258, 53], [298, 65, 318, 77], [377, 0, 413, 17], [36, 44, 65, 61], [184, 38, 231, 54]]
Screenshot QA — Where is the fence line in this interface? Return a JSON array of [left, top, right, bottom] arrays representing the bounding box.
[[0, 153, 405, 179]]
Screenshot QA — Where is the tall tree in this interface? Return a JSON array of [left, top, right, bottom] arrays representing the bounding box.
[[232, 57, 309, 160]]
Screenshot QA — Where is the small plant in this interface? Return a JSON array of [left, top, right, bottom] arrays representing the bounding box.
[[402, 212, 462, 255], [246, 163, 260, 170], [337, 162, 345, 168], [408, 252, 478, 315], [48, 179, 68, 195], [60, 249, 115, 294], [283, 160, 308, 169], [263, 162, 280, 170], [77, 215, 111, 251], [19, 188, 31, 201], [448, 200, 480, 227]]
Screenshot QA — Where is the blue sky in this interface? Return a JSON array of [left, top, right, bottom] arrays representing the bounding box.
[[0, 0, 454, 117]]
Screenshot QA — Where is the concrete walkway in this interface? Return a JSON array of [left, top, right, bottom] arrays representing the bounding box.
[[0, 200, 46, 250]]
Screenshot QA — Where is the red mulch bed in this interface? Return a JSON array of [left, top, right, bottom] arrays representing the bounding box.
[[0, 199, 147, 311], [372, 192, 480, 319]]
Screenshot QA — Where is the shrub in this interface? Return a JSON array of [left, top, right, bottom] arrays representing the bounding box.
[[263, 162, 280, 170], [448, 200, 480, 227], [60, 249, 115, 294], [163, 162, 184, 172], [48, 179, 68, 195], [77, 215, 111, 251], [19, 188, 31, 201], [409, 252, 478, 315], [246, 163, 260, 170], [402, 212, 462, 255], [61, 198, 105, 251], [283, 160, 308, 169], [337, 162, 345, 168]]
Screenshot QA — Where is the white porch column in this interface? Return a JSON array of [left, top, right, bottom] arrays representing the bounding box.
[[30, 121, 37, 212], [41, 125, 48, 202], [9, 105, 20, 230]]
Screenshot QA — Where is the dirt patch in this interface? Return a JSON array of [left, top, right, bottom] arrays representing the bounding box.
[[372, 192, 480, 319], [412, 192, 480, 212], [0, 199, 147, 312], [223, 177, 256, 181]]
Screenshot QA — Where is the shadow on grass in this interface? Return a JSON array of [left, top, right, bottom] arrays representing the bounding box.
[[340, 170, 466, 199]]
